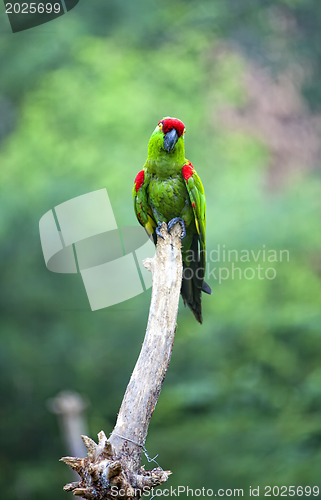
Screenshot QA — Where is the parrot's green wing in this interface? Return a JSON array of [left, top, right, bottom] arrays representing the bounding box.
[[182, 162, 206, 253], [181, 161, 211, 317], [133, 169, 157, 240]]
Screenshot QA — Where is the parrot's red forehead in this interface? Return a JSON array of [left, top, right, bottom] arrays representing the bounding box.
[[159, 118, 185, 137]]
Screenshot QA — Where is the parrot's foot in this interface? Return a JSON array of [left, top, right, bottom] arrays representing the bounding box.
[[168, 217, 186, 239], [156, 224, 164, 240]]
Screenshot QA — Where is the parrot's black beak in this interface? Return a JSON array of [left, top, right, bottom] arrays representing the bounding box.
[[163, 128, 178, 152]]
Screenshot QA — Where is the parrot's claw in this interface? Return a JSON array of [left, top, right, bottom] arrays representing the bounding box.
[[168, 217, 186, 239], [156, 224, 164, 240]]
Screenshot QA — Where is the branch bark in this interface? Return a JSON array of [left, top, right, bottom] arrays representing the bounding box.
[[61, 222, 183, 499]]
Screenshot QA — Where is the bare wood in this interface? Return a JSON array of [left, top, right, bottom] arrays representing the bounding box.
[[61, 222, 183, 499]]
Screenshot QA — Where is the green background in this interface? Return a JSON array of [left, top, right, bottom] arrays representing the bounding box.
[[0, 1, 320, 498]]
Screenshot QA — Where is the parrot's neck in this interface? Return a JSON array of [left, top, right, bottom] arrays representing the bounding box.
[[146, 157, 184, 177], [146, 138, 185, 177]]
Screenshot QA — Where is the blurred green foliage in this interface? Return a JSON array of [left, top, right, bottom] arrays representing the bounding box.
[[0, 1, 320, 499]]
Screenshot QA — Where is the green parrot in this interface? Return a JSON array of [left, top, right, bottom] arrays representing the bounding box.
[[133, 117, 211, 323]]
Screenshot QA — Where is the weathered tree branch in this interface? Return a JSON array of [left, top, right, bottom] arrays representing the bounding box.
[[61, 222, 183, 499]]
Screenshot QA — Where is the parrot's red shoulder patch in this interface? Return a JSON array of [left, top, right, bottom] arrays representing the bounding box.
[[182, 162, 195, 181], [160, 118, 185, 137], [134, 170, 145, 192]]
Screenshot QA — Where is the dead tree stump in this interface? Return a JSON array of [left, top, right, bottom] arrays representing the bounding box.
[[61, 222, 183, 499]]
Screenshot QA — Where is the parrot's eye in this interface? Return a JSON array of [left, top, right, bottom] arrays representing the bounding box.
[[183, 128, 186, 135], [158, 122, 163, 130]]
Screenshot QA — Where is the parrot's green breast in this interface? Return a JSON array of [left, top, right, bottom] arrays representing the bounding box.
[[147, 173, 195, 252], [148, 175, 189, 219]]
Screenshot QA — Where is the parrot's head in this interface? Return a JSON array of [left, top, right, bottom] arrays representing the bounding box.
[[148, 117, 186, 161]]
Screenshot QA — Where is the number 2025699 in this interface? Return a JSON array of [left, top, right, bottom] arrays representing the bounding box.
[[5, 3, 62, 14]]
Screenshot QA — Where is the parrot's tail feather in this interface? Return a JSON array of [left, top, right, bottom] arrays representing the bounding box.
[[180, 234, 210, 324], [202, 280, 212, 295], [181, 270, 203, 324]]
